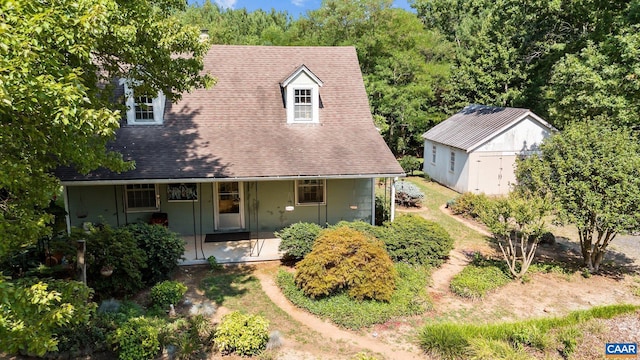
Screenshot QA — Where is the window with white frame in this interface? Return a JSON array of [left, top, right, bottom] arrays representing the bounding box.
[[125, 184, 159, 212], [296, 179, 325, 205], [449, 151, 455, 172], [294, 88, 313, 121], [431, 145, 437, 164], [134, 96, 155, 122], [121, 79, 166, 125]]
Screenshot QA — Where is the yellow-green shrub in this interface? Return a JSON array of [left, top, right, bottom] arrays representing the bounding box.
[[294, 226, 397, 301]]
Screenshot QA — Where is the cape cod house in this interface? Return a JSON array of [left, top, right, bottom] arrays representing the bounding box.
[[422, 105, 554, 195], [56, 45, 404, 263]]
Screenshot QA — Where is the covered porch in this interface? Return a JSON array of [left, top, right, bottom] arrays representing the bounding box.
[[180, 232, 282, 265]]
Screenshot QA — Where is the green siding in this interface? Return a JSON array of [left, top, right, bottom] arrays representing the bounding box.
[[65, 179, 374, 235]]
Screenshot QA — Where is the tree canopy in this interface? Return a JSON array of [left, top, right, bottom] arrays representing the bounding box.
[[0, 0, 212, 258], [516, 122, 640, 272]]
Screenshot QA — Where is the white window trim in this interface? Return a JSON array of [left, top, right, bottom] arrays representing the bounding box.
[[122, 80, 166, 125], [449, 151, 455, 173], [286, 85, 320, 124], [125, 184, 160, 213], [295, 179, 326, 205]]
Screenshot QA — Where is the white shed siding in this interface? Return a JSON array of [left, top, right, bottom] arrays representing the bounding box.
[[468, 152, 517, 195], [423, 140, 469, 193], [474, 116, 550, 153]]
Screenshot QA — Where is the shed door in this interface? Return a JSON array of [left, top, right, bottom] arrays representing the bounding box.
[[475, 155, 505, 195]]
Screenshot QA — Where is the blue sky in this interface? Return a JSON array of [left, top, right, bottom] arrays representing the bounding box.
[[188, 0, 414, 19]]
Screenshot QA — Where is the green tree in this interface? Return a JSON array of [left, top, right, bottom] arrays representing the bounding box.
[[479, 192, 552, 279], [0, 0, 213, 258], [516, 121, 640, 272]]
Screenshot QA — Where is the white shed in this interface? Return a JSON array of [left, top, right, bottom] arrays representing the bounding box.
[[422, 105, 555, 195]]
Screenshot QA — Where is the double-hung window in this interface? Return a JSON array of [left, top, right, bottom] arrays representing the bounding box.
[[431, 145, 437, 164], [296, 179, 325, 205], [134, 96, 155, 122], [294, 89, 313, 122], [449, 151, 455, 172], [125, 184, 159, 212]]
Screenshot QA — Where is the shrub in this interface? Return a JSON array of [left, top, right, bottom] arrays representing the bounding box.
[[399, 155, 422, 175], [379, 215, 454, 267], [213, 311, 269, 356], [275, 222, 322, 261], [83, 225, 147, 298], [125, 223, 185, 285], [449, 192, 489, 218], [394, 180, 424, 207], [277, 263, 431, 329], [109, 316, 165, 360], [330, 220, 380, 238], [0, 279, 95, 356], [294, 226, 397, 301], [150, 280, 188, 308]]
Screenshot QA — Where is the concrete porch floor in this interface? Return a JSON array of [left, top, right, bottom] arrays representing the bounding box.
[[180, 232, 283, 265]]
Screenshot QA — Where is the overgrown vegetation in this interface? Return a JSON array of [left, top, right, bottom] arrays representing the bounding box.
[[278, 263, 431, 329], [419, 304, 639, 359], [295, 226, 397, 301], [125, 223, 185, 285]]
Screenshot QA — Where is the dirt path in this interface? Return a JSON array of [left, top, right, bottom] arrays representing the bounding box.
[[254, 272, 425, 360]]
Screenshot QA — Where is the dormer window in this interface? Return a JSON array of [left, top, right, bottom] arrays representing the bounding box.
[[121, 79, 166, 125], [281, 65, 323, 124], [134, 96, 155, 122], [294, 89, 313, 121]]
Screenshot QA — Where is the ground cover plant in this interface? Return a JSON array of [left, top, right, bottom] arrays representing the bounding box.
[[277, 262, 431, 329], [449, 254, 511, 299], [394, 180, 425, 207], [419, 304, 639, 359]]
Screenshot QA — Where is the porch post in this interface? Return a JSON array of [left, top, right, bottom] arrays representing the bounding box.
[[62, 186, 71, 234], [370, 178, 375, 225], [390, 177, 397, 222]]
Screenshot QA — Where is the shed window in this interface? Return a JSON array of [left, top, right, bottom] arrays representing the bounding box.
[[449, 151, 455, 172], [125, 184, 159, 212], [431, 145, 437, 164], [296, 179, 325, 205]]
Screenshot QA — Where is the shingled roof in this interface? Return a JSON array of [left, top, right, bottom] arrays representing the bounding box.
[[57, 45, 404, 183], [422, 105, 553, 152]]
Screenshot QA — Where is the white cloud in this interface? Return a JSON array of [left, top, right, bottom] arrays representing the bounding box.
[[291, 0, 306, 7], [215, 0, 237, 9]]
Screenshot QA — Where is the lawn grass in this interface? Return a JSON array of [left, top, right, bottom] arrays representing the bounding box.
[[449, 264, 511, 299], [419, 304, 639, 359], [403, 177, 489, 247], [276, 263, 432, 329]]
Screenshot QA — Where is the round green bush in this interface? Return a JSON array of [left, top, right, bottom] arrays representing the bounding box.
[[295, 226, 397, 301], [125, 223, 185, 285], [379, 215, 454, 267], [83, 225, 147, 298], [150, 280, 188, 308], [214, 311, 269, 356], [110, 316, 164, 360], [275, 222, 322, 261]]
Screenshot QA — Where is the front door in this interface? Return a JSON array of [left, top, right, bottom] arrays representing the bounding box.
[[215, 182, 244, 230]]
